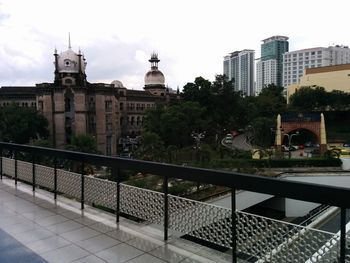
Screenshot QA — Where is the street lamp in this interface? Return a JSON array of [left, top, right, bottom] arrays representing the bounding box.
[[282, 130, 299, 159], [191, 131, 206, 149]]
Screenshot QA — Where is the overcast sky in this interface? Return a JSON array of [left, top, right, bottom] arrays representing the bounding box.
[[0, 0, 349, 90]]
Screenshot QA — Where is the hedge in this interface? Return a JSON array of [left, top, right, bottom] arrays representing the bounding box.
[[210, 158, 342, 169]]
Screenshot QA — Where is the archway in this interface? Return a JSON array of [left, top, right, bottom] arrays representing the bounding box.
[[275, 113, 327, 154]]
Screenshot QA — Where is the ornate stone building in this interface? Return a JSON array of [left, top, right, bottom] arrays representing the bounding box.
[[0, 45, 178, 155]]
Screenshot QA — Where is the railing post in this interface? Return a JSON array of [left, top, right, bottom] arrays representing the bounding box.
[[163, 175, 169, 241], [54, 157, 57, 200], [113, 167, 120, 223], [14, 151, 17, 185], [81, 161, 85, 210], [32, 154, 36, 192], [232, 187, 237, 263], [0, 147, 2, 180], [340, 207, 346, 263]]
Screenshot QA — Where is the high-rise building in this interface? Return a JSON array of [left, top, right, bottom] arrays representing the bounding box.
[[256, 36, 289, 94], [223, 49, 255, 96], [282, 45, 350, 87]]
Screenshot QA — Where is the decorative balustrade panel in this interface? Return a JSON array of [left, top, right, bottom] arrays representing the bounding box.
[[120, 184, 163, 224], [57, 169, 81, 199], [17, 160, 33, 183], [168, 195, 232, 247], [168, 195, 341, 262], [2, 157, 15, 177], [0, 156, 346, 262], [84, 176, 117, 210], [35, 164, 54, 189]]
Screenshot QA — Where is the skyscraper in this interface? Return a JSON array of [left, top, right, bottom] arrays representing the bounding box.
[[223, 49, 255, 96], [256, 36, 289, 94]]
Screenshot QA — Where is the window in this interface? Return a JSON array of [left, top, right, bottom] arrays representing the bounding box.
[[120, 102, 123, 111], [38, 101, 43, 111], [64, 78, 73, 85], [105, 100, 112, 112]]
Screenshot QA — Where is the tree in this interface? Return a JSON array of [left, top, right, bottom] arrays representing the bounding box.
[[136, 131, 165, 161], [65, 134, 98, 154], [256, 84, 286, 117], [143, 101, 207, 148], [248, 117, 275, 148], [289, 86, 328, 111], [0, 104, 49, 144]]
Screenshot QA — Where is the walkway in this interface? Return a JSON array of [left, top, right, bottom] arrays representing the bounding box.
[[0, 177, 231, 263]]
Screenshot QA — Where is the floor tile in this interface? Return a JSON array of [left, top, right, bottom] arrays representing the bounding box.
[[105, 229, 135, 242], [46, 220, 83, 234], [90, 222, 117, 233], [126, 253, 167, 263], [22, 209, 56, 220], [12, 228, 54, 244], [26, 235, 71, 254], [149, 245, 192, 263], [74, 216, 99, 226], [126, 237, 163, 252], [35, 214, 69, 227], [96, 243, 144, 263], [41, 244, 90, 263], [60, 226, 100, 242], [76, 234, 121, 253], [4, 221, 39, 235], [72, 255, 107, 263]]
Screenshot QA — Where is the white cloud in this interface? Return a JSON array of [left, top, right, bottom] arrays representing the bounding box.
[[0, 0, 349, 89]]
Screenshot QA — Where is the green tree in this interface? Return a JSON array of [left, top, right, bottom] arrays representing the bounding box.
[[136, 131, 165, 161], [0, 104, 49, 144], [289, 86, 328, 111], [255, 84, 286, 117], [143, 101, 207, 147], [65, 134, 98, 154], [248, 117, 275, 148]]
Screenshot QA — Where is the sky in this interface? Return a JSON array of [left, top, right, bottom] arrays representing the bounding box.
[[0, 0, 349, 90]]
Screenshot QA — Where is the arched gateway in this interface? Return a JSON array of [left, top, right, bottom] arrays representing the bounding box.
[[275, 113, 327, 154]]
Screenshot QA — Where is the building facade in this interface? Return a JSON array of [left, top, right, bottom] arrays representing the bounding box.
[[0, 46, 177, 155], [256, 36, 289, 94], [223, 49, 255, 96], [282, 45, 350, 87], [286, 63, 350, 103]]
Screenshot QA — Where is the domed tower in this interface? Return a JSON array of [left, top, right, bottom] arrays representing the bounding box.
[[144, 53, 166, 96], [53, 38, 87, 87]]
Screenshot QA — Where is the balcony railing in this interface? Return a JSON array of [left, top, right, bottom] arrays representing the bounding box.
[[0, 142, 349, 262]]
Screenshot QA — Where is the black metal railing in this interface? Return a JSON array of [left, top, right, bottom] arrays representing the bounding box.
[[0, 142, 349, 262]]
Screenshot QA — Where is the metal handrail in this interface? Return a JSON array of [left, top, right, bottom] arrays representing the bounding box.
[[1, 142, 349, 208], [0, 142, 349, 262]]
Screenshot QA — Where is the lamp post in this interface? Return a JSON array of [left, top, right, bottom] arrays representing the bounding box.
[[191, 131, 206, 150], [283, 131, 299, 159]]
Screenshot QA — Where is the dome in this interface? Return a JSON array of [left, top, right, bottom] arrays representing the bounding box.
[[56, 48, 86, 73], [144, 70, 165, 86], [111, 80, 124, 88], [144, 53, 165, 88]]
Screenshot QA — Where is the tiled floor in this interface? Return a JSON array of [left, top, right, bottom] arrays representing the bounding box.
[[0, 178, 231, 263]]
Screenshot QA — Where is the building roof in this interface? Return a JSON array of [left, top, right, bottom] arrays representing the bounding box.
[[305, 63, 350, 75]]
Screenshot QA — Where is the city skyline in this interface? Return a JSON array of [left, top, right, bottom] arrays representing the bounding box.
[[0, 0, 349, 90]]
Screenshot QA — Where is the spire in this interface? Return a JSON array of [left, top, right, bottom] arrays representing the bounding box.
[[149, 52, 160, 70], [68, 32, 71, 49]]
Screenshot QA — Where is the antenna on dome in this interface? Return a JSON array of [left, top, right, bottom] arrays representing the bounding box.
[[68, 32, 72, 49]]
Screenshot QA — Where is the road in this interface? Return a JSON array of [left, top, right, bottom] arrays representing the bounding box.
[[222, 134, 254, 151]]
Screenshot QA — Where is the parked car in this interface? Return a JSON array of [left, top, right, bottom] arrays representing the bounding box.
[[225, 137, 233, 144], [282, 145, 297, 152]]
